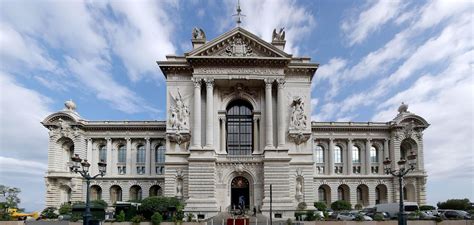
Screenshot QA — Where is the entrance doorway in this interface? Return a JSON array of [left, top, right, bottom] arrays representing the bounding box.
[[231, 176, 249, 210]]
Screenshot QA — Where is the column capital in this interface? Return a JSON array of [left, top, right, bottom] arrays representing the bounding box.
[[192, 77, 202, 88], [106, 137, 112, 142], [204, 78, 214, 87], [277, 78, 286, 88], [264, 78, 274, 86], [145, 137, 150, 142], [366, 138, 372, 142], [347, 138, 353, 142], [125, 137, 131, 142]]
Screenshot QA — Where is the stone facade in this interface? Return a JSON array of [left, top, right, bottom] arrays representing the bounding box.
[[43, 27, 429, 218]]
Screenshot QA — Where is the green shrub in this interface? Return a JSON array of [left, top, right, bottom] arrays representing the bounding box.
[[354, 213, 365, 221], [314, 202, 327, 211], [116, 210, 126, 222], [131, 215, 144, 224], [91, 199, 108, 208], [331, 200, 352, 211], [140, 196, 182, 220], [305, 210, 316, 221], [70, 214, 81, 222], [354, 204, 362, 210], [373, 214, 384, 221], [58, 202, 72, 215], [286, 218, 292, 225], [151, 212, 163, 225], [323, 211, 329, 220], [41, 207, 58, 219]]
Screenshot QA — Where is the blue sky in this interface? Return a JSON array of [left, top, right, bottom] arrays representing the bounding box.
[[0, 0, 472, 212]]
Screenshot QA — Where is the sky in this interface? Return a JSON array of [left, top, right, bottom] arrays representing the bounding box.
[[0, 0, 473, 212]]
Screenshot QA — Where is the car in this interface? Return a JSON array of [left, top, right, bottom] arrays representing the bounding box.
[[336, 212, 355, 221], [371, 212, 390, 220], [419, 211, 437, 220], [441, 210, 471, 220]]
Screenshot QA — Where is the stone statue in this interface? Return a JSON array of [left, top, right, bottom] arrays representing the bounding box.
[[296, 178, 303, 196], [192, 27, 206, 39], [176, 178, 183, 198], [290, 96, 307, 130], [272, 27, 285, 41], [169, 90, 190, 130]]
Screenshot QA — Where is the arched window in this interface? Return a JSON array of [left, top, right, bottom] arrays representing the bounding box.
[[370, 146, 378, 163], [155, 145, 166, 174], [334, 146, 342, 163], [90, 185, 102, 200], [110, 185, 122, 203], [352, 146, 361, 163], [155, 145, 166, 163], [129, 185, 142, 201], [99, 145, 107, 162], [357, 187, 362, 201], [137, 145, 145, 163], [226, 100, 253, 155], [314, 145, 324, 163], [149, 185, 162, 197], [318, 187, 326, 201], [118, 145, 126, 163]]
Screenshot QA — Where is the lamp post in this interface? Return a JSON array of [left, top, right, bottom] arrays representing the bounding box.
[[383, 151, 417, 225], [70, 154, 107, 225]]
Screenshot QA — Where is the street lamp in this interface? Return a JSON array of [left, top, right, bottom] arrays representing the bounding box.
[[70, 154, 107, 225], [383, 151, 417, 225]]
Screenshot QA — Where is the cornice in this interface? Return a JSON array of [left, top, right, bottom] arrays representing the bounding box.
[[312, 121, 390, 131]]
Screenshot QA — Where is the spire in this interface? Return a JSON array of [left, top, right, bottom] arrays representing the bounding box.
[[232, 0, 245, 27]]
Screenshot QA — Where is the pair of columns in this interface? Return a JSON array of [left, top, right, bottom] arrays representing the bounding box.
[[264, 78, 286, 149], [191, 78, 215, 149]]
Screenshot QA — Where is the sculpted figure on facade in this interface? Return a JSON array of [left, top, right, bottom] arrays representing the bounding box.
[[223, 37, 253, 56], [169, 90, 190, 131], [290, 96, 307, 130], [192, 27, 206, 39], [176, 169, 184, 199], [272, 28, 286, 41]]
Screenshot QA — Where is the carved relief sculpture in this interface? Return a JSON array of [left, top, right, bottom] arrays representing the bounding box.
[[288, 96, 311, 145], [272, 28, 286, 41], [222, 37, 253, 57], [167, 90, 191, 145]]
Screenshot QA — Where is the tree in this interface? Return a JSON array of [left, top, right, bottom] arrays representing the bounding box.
[[0, 185, 21, 208], [314, 202, 327, 211], [41, 207, 58, 219], [437, 199, 471, 210], [330, 200, 352, 211], [140, 196, 183, 220], [58, 202, 72, 215]]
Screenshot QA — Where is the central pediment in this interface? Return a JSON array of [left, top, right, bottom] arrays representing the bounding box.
[[186, 27, 291, 59]]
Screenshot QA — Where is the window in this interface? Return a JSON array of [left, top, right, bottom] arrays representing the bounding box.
[[155, 145, 166, 163], [352, 146, 360, 163], [318, 188, 326, 201], [137, 166, 145, 175], [370, 146, 378, 163], [137, 145, 145, 163], [226, 101, 253, 155], [334, 146, 342, 163], [118, 166, 126, 175], [314, 145, 324, 163], [99, 145, 107, 162], [118, 145, 126, 163], [155, 166, 164, 174], [357, 187, 362, 201]]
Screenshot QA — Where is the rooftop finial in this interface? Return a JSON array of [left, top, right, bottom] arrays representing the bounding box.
[[232, 0, 245, 27]]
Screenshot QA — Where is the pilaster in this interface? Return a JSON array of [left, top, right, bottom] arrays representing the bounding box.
[[106, 138, 112, 176], [328, 138, 334, 175], [145, 137, 151, 175], [205, 78, 214, 149], [264, 78, 274, 149], [347, 139, 353, 175], [277, 78, 286, 148], [126, 137, 132, 175], [191, 78, 202, 149], [365, 139, 371, 175]]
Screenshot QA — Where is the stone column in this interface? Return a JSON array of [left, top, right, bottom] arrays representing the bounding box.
[[205, 78, 214, 148], [276, 78, 286, 148], [126, 138, 132, 175], [220, 116, 226, 153], [365, 139, 371, 175], [86, 138, 93, 173], [145, 137, 151, 175], [382, 139, 389, 174], [192, 78, 202, 149], [106, 138, 112, 176], [347, 139, 353, 175], [264, 78, 274, 149], [329, 138, 334, 175], [253, 117, 259, 153]]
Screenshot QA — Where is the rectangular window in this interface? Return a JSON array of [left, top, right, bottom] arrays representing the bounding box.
[[334, 149, 342, 163], [314, 146, 324, 163], [137, 166, 145, 174], [156, 166, 164, 174], [370, 147, 378, 163], [118, 166, 126, 175], [352, 147, 360, 163]]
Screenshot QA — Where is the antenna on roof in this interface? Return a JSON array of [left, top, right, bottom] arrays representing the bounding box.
[[232, 0, 245, 27]]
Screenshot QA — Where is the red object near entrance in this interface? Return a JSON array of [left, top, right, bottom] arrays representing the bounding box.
[[227, 218, 249, 225]]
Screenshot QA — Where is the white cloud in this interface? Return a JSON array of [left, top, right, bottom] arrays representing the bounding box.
[[0, 73, 51, 161], [341, 0, 404, 46], [0, 156, 47, 176], [103, 1, 177, 82]]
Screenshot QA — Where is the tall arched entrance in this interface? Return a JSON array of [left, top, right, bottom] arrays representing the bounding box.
[[231, 176, 250, 210]]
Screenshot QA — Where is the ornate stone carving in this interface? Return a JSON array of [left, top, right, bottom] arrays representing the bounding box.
[[176, 169, 184, 199], [169, 90, 190, 131], [222, 37, 253, 57], [193, 67, 282, 75], [272, 28, 286, 41], [234, 163, 245, 175], [192, 27, 206, 40], [402, 120, 415, 139], [221, 83, 258, 99], [192, 77, 202, 88], [290, 96, 307, 131]]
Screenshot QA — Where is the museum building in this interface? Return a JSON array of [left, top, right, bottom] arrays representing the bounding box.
[[42, 26, 429, 218]]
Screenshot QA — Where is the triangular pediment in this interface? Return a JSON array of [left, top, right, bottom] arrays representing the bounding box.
[[186, 27, 291, 58]]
